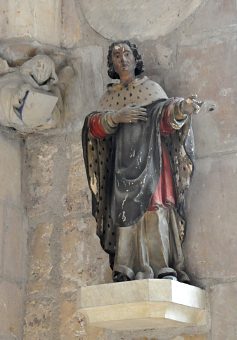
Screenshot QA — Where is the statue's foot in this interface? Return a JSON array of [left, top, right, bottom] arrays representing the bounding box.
[[113, 271, 131, 282], [161, 275, 177, 281], [157, 267, 177, 279], [135, 271, 154, 280], [135, 266, 154, 280]]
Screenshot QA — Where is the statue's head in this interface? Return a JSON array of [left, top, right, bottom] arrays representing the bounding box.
[[20, 55, 58, 90], [107, 40, 144, 79]]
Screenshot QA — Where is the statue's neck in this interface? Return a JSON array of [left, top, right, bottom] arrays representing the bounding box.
[[119, 73, 135, 86]]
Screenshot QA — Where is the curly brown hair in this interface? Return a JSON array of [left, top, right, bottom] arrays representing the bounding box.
[[107, 40, 144, 79]]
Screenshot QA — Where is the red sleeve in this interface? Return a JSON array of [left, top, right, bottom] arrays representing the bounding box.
[[148, 144, 176, 210], [89, 113, 107, 139], [160, 104, 174, 135]]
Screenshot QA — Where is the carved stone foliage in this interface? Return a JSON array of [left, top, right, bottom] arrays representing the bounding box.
[[0, 54, 73, 133]]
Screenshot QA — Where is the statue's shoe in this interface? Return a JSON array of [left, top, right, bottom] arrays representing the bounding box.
[[161, 275, 177, 281]]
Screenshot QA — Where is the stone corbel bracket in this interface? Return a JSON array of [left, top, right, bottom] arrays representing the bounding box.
[[0, 54, 74, 134], [78, 279, 208, 332]]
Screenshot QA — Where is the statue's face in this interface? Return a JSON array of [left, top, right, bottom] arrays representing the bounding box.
[[112, 43, 136, 79], [20, 55, 58, 90]]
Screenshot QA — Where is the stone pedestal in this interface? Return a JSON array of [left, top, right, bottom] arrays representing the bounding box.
[[78, 279, 207, 331]]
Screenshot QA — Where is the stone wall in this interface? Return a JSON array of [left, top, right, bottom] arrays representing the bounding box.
[[0, 131, 27, 340], [23, 132, 111, 340], [24, 0, 237, 339], [0, 0, 236, 339], [0, 0, 80, 48]]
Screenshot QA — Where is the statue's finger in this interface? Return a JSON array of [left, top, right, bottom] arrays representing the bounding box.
[[129, 105, 147, 111], [192, 99, 203, 107], [197, 100, 204, 107], [131, 111, 147, 116], [137, 115, 148, 121], [189, 94, 198, 99], [130, 107, 147, 112], [193, 103, 201, 112]]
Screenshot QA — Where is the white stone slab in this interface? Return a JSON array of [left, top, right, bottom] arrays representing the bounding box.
[[21, 90, 58, 127], [78, 279, 207, 331]]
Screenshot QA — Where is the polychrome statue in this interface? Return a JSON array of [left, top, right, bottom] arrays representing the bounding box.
[[82, 41, 203, 283]]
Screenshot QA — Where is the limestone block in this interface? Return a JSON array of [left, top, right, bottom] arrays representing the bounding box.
[[77, 215, 111, 286], [210, 282, 237, 340], [24, 299, 53, 340], [0, 204, 4, 275], [63, 141, 91, 216], [67, 142, 88, 193], [3, 206, 26, 281], [173, 336, 207, 340], [79, 0, 204, 41], [26, 139, 58, 217], [86, 326, 106, 340], [61, 0, 81, 48], [27, 223, 53, 295], [155, 44, 173, 70], [0, 281, 23, 339], [61, 219, 82, 284], [66, 46, 104, 125], [163, 32, 237, 158], [184, 155, 237, 280], [0, 134, 21, 205], [60, 298, 86, 340], [78, 280, 207, 331], [0, 0, 62, 46], [61, 216, 111, 291], [0, 1, 81, 47], [62, 191, 90, 216], [63, 188, 90, 217], [0, 333, 17, 340], [181, 0, 237, 37]]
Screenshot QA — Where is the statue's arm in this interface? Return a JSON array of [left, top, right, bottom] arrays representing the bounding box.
[[88, 111, 118, 139], [160, 99, 188, 134], [169, 99, 189, 130], [89, 105, 147, 139], [161, 96, 203, 133]]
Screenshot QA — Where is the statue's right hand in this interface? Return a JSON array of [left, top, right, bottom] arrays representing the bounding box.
[[112, 105, 147, 124]]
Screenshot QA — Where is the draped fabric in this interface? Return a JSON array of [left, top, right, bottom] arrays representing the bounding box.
[[111, 100, 165, 227], [82, 98, 194, 261]]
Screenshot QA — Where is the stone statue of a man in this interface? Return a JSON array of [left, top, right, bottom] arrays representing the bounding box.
[[82, 41, 202, 283]]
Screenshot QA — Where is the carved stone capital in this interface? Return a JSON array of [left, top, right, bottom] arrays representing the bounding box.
[[0, 54, 73, 133]]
